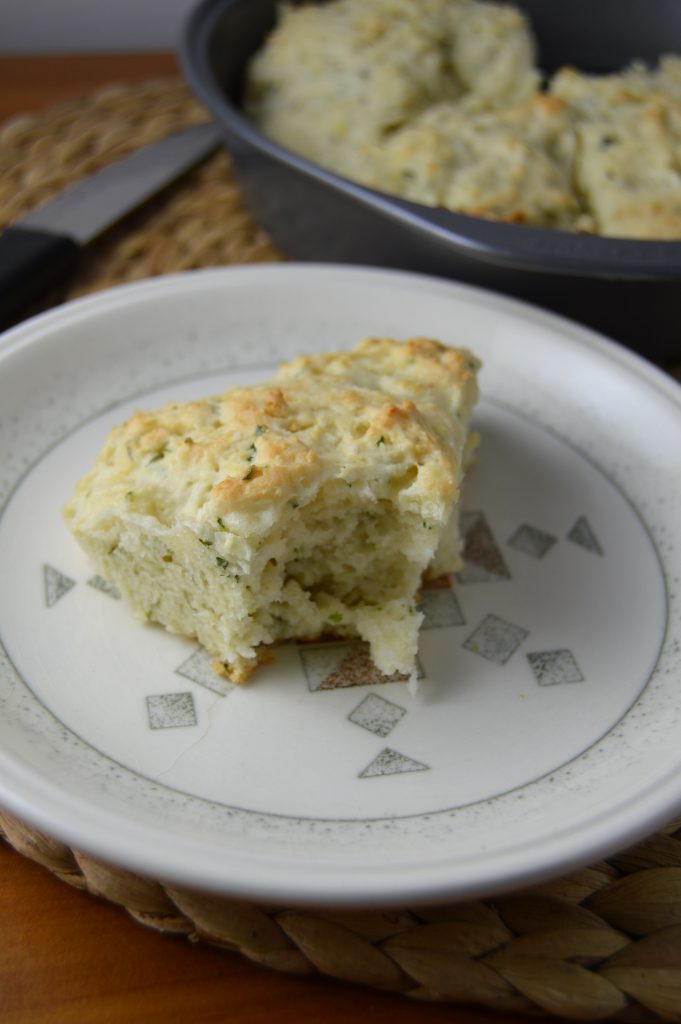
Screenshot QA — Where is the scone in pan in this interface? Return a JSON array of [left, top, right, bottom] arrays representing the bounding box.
[[181, 0, 681, 359]]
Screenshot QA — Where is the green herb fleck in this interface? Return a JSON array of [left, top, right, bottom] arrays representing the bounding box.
[[108, 543, 118, 555], [243, 466, 255, 481], [162, 554, 173, 563], [290, 500, 299, 509], [149, 450, 165, 464], [216, 516, 226, 529], [125, 491, 134, 500], [328, 612, 343, 624], [199, 538, 213, 547], [216, 557, 229, 570], [377, 436, 386, 446], [254, 424, 265, 436]]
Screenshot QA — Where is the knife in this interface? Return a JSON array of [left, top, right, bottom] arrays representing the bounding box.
[[0, 121, 222, 329]]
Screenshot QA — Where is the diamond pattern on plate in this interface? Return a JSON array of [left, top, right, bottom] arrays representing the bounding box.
[[567, 516, 603, 555], [457, 511, 510, 583], [507, 524, 557, 559], [176, 646, 234, 697], [463, 613, 529, 665], [43, 564, 76, 607], [299, 642, 419, 691], [359, 748, 429, 778], [348, 693, 407, 738], [87, 574, 121, 599], [527, 649, 584, 686], [419, 587, 465, 629], [146, 692, 197, 730]]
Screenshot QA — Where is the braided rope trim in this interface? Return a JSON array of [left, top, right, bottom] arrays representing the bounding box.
[[2, 812, 681, 1020], [2, 78, 681, 1019]]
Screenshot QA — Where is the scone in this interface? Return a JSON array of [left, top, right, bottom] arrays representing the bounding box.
[[245, 0, 539, 188], [551, 62, 681, 239], [63, 337, 480, 684], [377, 96, 582, 229]]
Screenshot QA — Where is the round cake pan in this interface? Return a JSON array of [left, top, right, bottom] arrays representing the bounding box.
[[181, 0, 681, 361]]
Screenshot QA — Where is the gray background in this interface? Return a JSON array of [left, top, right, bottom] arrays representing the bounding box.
[[2, 0, 198, 53]]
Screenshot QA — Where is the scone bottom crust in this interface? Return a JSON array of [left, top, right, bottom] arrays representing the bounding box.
[[63, 337, 480, 686]]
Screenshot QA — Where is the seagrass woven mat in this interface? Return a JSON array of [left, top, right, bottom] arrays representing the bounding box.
[[2, 78, 681, 1021]]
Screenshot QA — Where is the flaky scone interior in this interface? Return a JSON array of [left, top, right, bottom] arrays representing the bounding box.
[[63, 337, 480, 684]]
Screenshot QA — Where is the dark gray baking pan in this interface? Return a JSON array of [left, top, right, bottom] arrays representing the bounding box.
[[181, 0, 681, 361]]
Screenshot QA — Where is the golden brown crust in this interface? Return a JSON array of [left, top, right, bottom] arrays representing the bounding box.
[[213, 647, 275, 684], [66, 336, 478, 530], [210, 437, 322, 514]]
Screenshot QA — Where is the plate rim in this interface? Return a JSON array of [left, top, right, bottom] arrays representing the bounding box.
[[2, 261, 680, 404]]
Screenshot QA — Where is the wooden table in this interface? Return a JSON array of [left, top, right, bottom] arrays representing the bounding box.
[[0, 53, 539, 1024]]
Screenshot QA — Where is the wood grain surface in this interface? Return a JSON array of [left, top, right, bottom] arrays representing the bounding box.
[[0, 54, 179, 121], [0, 53, 542, 1024]]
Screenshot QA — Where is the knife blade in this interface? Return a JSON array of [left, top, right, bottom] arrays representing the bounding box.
[[0, 121, 222, 329]]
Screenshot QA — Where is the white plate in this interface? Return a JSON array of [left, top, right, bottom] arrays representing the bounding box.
[[0, 264, 680, 908]]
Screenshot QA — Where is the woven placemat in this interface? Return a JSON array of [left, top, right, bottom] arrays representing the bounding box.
[[2, 78, 681, 1021], [0, 78, 281, 310]]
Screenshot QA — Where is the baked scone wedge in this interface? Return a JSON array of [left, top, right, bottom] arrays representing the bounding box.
[[63, 337, 479, 685]]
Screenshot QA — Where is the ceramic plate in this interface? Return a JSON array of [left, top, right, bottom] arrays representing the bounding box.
[[1, 265, 680, 907]]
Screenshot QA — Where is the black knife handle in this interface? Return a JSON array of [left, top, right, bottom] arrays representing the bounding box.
[[0, 225, 80, 331]]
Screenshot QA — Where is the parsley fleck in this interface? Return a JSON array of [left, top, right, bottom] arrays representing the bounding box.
[[243, 466, 255, 480], [377, 436, 386, 446], [149, 450, 165, 463], [199, 538, 213, 547], [328, 612, 343, 624], [216, 517, 226, 529], [216, 557, 229, 570]]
